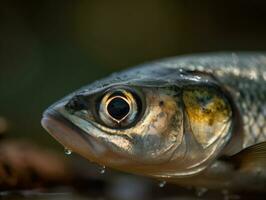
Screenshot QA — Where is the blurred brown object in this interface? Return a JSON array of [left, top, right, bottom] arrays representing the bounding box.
[[0, 117, 9, 135], [0, 140, 71, 190]]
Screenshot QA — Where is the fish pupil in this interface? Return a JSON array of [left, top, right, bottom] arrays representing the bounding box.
[[107, 97, 130, 120]]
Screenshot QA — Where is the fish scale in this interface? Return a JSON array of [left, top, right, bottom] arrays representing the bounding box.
[[238, 80, 266, 147], [158, 53, 266, 149]]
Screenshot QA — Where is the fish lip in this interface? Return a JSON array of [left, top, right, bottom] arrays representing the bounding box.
[[41, 108, 99, 156], [41, 108, 83, 137]]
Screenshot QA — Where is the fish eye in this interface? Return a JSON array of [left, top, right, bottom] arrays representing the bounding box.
[[98, 88, 142, 128]]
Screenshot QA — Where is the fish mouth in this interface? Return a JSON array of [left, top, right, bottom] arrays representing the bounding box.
[[41, 108, 104, 162]]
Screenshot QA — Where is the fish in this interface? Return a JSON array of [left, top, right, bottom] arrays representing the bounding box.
[[41, 52, 266, 192]]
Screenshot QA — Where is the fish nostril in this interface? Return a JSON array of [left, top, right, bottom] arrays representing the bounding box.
[[65, 95, 89, 112]]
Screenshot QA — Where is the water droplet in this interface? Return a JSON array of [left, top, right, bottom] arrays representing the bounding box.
[[158, 180, 166, 188], [64, 148, 72, 155], [195, 187, 208, 197], [99, 165, 106, 174]]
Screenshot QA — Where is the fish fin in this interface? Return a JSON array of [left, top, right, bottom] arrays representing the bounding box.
[[227, 142, 266, 169]]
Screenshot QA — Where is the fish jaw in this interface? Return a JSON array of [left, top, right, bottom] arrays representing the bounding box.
[[41, 107, 106, 164], [41, 105, 136, 168]]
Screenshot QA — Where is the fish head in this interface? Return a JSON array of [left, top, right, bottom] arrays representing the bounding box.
[[41, 67, 234, 178]]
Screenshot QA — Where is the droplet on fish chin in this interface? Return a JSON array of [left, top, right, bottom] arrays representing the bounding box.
[[64, 148, 72, 155], [195, 187, 208, 197], [158, 181, 166, 188], [99, 165, 106, 174]]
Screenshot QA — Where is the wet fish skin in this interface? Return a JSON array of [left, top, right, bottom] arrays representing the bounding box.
[[41, 52, 266, 191]]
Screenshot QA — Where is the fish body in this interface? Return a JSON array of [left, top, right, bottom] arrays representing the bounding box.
[[42, 52, 266, 191]]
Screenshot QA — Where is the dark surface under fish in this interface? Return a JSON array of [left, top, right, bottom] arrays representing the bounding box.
[[41, 52, 266, 193]]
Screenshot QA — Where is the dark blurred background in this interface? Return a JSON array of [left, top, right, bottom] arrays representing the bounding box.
[[0, 0, 266, 152]]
